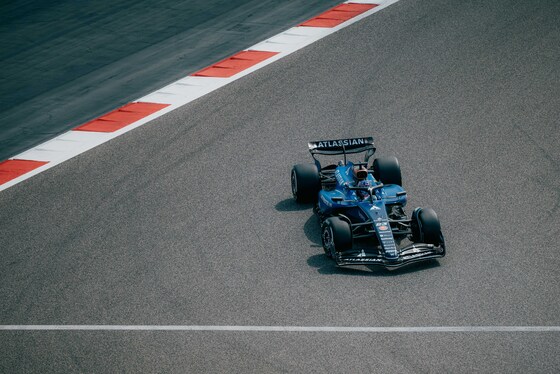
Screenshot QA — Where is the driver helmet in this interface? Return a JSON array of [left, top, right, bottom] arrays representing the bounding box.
[[353, 166, 368, 180]]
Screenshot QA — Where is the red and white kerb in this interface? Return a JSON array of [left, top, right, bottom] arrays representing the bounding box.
[[0, 0, 398, 192]]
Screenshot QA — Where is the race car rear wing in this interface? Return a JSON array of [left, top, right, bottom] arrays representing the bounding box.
[[308, 137, 375, 155], [308, 137, 376, 164]]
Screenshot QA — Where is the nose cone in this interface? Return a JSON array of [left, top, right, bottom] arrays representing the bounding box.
[[384, 250, 399, 261], [376, 220, 398, 260]]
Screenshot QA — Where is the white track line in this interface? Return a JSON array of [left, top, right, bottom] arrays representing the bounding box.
[[1, 325, 559, 332]]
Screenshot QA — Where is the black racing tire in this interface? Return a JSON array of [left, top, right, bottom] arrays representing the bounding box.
[[322, 217, 353, 257], [372, 156, 402, 186], [411, 207, 442, 245], [291, 163, 320, 203]]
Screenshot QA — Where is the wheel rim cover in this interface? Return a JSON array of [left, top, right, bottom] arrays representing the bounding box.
[[322, 226, 334, 253]]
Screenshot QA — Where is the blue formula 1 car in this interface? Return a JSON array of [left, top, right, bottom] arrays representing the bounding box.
[[291, 137, 445, 269]]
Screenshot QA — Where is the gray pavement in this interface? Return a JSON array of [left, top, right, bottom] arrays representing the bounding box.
[[1, 0, 560, 372], [0, 0, 341, 160]]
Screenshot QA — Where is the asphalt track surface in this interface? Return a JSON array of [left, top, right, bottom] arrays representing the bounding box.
[[0, 0, 341, 161], [1, 0, 560, 372]]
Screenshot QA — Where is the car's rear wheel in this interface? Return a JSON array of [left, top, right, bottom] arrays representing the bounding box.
[[322, 217, 353, 257], [411, 207, 442, 245], [372, 156, 402, 186], [291, 163, 320, 203]]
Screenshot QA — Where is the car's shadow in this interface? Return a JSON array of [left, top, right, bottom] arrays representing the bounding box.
[[275, 198, 322, 245], [276, 197, 441, 276], [275, 198, 313, 212]]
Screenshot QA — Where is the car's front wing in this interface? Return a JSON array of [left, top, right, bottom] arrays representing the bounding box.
[[334, 243, 445, 269]]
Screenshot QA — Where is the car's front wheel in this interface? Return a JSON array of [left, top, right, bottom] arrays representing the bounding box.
[[322, 217, 353, 257], [411, 207, 443, 246]]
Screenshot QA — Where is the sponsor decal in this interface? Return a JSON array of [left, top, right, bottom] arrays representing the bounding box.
[[344, 257, 383, 263], [370, 205, 380, 211], [316, 138, 367, 148], [335, 169, 345, 185], [379, 225, 388, 231], [320, 194, 332, 208]]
